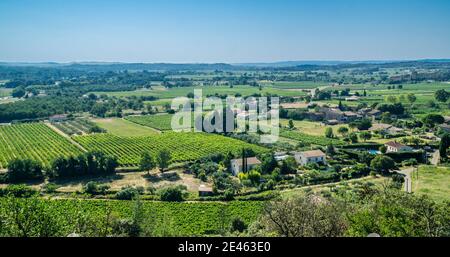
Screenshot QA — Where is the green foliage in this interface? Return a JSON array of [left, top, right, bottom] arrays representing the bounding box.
[[125, 114, 176, 131], [0, 197, 263, 236], [49, 151, 118, 179], [370, 155, 396, 175], [434, 89, 449, 103], [139, 151, 155, 172], [158, 185, 187, 202], [280, 156, 297, 174], [83, 181, 110, 195], [280, 129, 344, 146], [0, 123, 83, 169], [74, 132, 266, 167], [6, 158, 43, 183], [439, 133, 450, 161], [324, 127, 334, 138], [230, 217, 247, 233], [0, 184, 37, 198], [422, 114, 445, 127], [115, 186, 144, 200], [157, 149, 171, 172]]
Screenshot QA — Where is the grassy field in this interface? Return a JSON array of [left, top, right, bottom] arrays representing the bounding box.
[[280, 119, 348, 137], [92, 85, 307, 99], [0, 88, 12, 98], [411, 165, 450, 202], [280, 129, 344, 146], [264, 81, 327, 89], [92, 118, 159, 137]]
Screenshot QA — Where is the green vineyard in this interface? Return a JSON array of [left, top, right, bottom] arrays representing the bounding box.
[[0, 197, 263, 236], [125, 114, 180, 131], [73, 132, 267, 167], [0, 123, 83, 169]]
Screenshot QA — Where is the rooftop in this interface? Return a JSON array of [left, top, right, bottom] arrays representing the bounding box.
[[384, 141, 407, 148], [298, 150, 326, 158], [231, 157, 261, 166]]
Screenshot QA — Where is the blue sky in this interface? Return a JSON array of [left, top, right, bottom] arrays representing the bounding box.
[[0, 0, 449, 63]]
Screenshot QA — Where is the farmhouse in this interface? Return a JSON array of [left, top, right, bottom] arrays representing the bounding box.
[[198, 184, 214, 197], [369, 123, 403, 135], [294, 150, 327, 166], [230, 157, 261, 176], [384, 141, 414, 153], [321, 108, 359, 123]]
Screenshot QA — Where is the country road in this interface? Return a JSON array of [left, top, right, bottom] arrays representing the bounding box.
[[398, 167, 414, 193], [430, 150, 440, 166]]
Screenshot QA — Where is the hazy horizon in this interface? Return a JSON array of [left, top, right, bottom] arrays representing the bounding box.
[[1, 0, 450, 63]]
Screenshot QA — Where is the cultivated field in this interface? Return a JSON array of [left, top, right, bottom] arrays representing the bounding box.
[[125, 114, 176, 131], [0, 197, 263, 236], [0, 123, 83, 169], [92, 85, 307, 98], [73, 132, 267, 167], [92, 118, 159, 136]]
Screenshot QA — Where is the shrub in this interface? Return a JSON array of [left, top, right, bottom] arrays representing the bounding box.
[[158, 185, 187, 202], [42, 183, 59, 193], [6, 158, 43, 183], [115, 186, 142, 200], [223, 189, 235, 201], [230, 217, 247, 233], [0, 184, 37, 197], [83, 181, 110, 195]]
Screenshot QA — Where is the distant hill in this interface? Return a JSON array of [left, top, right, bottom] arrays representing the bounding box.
[[1, 59, 449, 71]]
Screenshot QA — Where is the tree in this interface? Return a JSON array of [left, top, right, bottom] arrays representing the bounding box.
[[325, 127, 334, 138], [354, 118, 372, 131], [280, 156, 297, 174], [90, 103, 108, 117], [257, 194, 347, 237], [407, 93, 417, 104], [380, 112, 393, 124], [230, 217, 247, 233], [260, 153, 278, 174], [158, 185, 186, 202], [157, 149, 171, 173], [379, 145, 387, 154], [337, 126, 349, 137], [385, 95, 398, 104], [247, 170, 261, 185], [439, 133, 450, 161], [348, 132, 358, 143], [288, 119, 295, 129], [139, 152, 155, 175], [359, 131, 372, 142], [422, 114, 444, 128], [6, 159, 43, 183], [370, 155, 395, 175], [12, 86, 26, 98], [434, 89, 449, 103]]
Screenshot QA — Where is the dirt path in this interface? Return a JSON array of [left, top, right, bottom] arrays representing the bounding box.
[[45, 122, 88, 152], [430, 150, 440, 166], [398, 167, 414, 193]]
